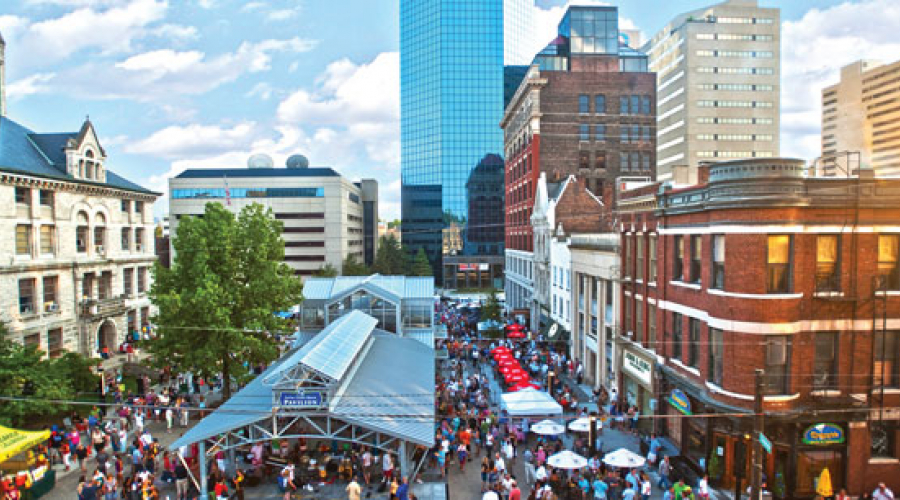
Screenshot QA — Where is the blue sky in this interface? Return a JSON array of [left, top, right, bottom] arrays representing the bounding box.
[[1, 0, 899, 219]]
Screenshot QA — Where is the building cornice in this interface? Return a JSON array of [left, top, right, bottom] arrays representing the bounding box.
[[0, 170, 160, 200]]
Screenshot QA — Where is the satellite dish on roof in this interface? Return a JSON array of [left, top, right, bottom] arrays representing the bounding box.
[[247, 153, 274, 169], [286, 154, 309, 169]]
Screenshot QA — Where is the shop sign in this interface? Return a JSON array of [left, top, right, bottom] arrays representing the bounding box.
[[759, 432, 772, 454], [279, 391, 324, 408], [622, 350, 653, 387], [668, 389, 692, 416], [802, 423, 845, 445]]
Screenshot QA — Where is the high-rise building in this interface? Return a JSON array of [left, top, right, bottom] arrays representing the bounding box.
[[820, 58, 900, 177], [501, 5, 655, 319], [169, 155, 378, 276], [644, 0, 780, 183], [400, 0, 535, 285]]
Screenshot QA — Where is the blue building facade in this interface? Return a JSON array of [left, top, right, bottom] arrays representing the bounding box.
[[400, 0, 534, 286]]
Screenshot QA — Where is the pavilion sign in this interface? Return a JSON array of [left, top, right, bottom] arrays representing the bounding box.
[[279, 391, 325, 408]]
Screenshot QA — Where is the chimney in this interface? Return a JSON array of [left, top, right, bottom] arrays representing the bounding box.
[[697, 162, 714, 185]]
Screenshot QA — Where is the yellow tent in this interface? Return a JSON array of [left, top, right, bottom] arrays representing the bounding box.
[[816, 467, 834, 498], [0, 425, 50, 464]]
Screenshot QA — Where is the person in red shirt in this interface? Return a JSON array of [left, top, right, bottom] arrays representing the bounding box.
[[214, 478, 229, 500], [509, 480, 521, 500]]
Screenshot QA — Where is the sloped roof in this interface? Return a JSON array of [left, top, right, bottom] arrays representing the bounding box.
[[302, 275, 435, 302], [170, 314, 435, 450], [0, 116, 156, 195], [331, 334, 435, 445], [264, 311, 377, 383]]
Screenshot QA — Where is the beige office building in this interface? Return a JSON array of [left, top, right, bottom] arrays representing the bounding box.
[[643, 0, 780, 182], [821, 59, 900, 177]]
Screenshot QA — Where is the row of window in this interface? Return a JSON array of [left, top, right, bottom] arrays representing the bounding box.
[[696, 117, 773, 125], [577, 124, 653, 143], [697, 83, 774, 91], [696, 50, 773, 58], [697, 100, 773, 108], [15, 225, 147, 257], [15, 187, 143, 215], [697, 67, 774, 75], [666, 313, 900, 394], [696, 134, 773, 141], [17, 266, 150, 315], [171, 187, 324, 199], [578, 94, 652, 116], [714, 16, 774, 24], [696, 151, 773, 158], [695, 33, 773, 41]]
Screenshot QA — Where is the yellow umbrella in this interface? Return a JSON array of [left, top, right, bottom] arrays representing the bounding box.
[[0, 425, 51, 464], [816, 467, 834, 498]]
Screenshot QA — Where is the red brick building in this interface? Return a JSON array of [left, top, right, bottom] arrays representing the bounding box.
[[619, 159, 900, 498], [502, 5, 656, 317]]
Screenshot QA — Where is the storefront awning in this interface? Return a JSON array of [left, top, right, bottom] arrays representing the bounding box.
[[0, 426, 50, 463]]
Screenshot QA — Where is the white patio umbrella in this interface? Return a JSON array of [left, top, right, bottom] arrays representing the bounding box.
[[547, 450, 588, 470], [603, 448, 646, 469], [531, 419, 565, 436], [568, 417, 592, 432]]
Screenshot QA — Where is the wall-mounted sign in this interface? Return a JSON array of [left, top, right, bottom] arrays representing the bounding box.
[[622, 350, 653, 387], [668, 389, 692, 416], [802, 423, 845, 446], [279, 391, 324, 408]]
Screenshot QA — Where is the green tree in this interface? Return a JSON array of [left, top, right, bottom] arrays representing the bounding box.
[[481, 289, 502, 323], [0, 322, 77, 427], [314, 263, 339, 277], [410, 248, 433, 276], [341, 257, 370, 276], [150, 202, 304, 398], [373, 235, 408, 275]]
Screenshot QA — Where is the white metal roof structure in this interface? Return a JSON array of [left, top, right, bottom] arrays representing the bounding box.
[[170, 311, 435, 471], [302, 275, 435, 302], [500, 387, 564, 416]]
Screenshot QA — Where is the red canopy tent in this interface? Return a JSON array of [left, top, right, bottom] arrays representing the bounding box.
[[506, 372, 530, 384], [507, 382, 541, 392], [507, 330, 527, 339]]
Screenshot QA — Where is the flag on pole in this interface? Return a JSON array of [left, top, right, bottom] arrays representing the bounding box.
[[224, 175, 231, 206]]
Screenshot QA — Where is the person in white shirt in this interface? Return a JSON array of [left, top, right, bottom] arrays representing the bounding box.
[[874, 483, 896, 500], [382, 452, 393, 482], [535, 464, 548, 482], [494, 452, 506, 475], [482, 487, 500, 500]]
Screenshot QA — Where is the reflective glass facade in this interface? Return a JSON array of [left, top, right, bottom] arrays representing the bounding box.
[[401, 0, 534, 282]]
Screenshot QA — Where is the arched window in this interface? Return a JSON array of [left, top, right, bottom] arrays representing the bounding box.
[[85, 150, 95, 180], [94, 213, 106, 255], [76, 211, 89, 253]]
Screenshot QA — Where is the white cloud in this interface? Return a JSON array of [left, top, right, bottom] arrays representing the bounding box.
[[126, 122, 258, 159], [267, 8, 301, 22], [52, 37, 317, 101], [150, 23, 199, 40], [16, 0, 168, 61], [241, 2, 266, 12], [6, 73, 56, 99], [277, 52, 399, 126], [196, 0, 216, 8], [780, 0, 900, 160], [246, 82, 277, 100]]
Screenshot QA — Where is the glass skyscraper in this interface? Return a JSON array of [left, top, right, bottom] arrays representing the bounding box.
[[400, 0, 535, 284]]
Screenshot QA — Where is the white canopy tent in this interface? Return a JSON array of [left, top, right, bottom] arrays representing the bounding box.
[[500, 387, 563, 416]]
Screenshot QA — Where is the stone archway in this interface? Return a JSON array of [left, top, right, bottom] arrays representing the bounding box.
[[97, 321, 117, 352]]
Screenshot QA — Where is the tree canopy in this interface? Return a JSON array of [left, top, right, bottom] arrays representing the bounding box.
[[314, 263, 339, 277], [410, 248, 433, 277], [372, 235, 409, 275], [341, 256, 370, 276], [481, 289, 502, 323], [0, 322, 99, 427], [150, 202, 303, 398]]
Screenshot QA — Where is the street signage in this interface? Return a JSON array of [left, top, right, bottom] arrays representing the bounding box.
[[668, 389, 692, 415], [279, 391, 324, 408], [759, 432, 772, 454], [802, 423, 845, 445]]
